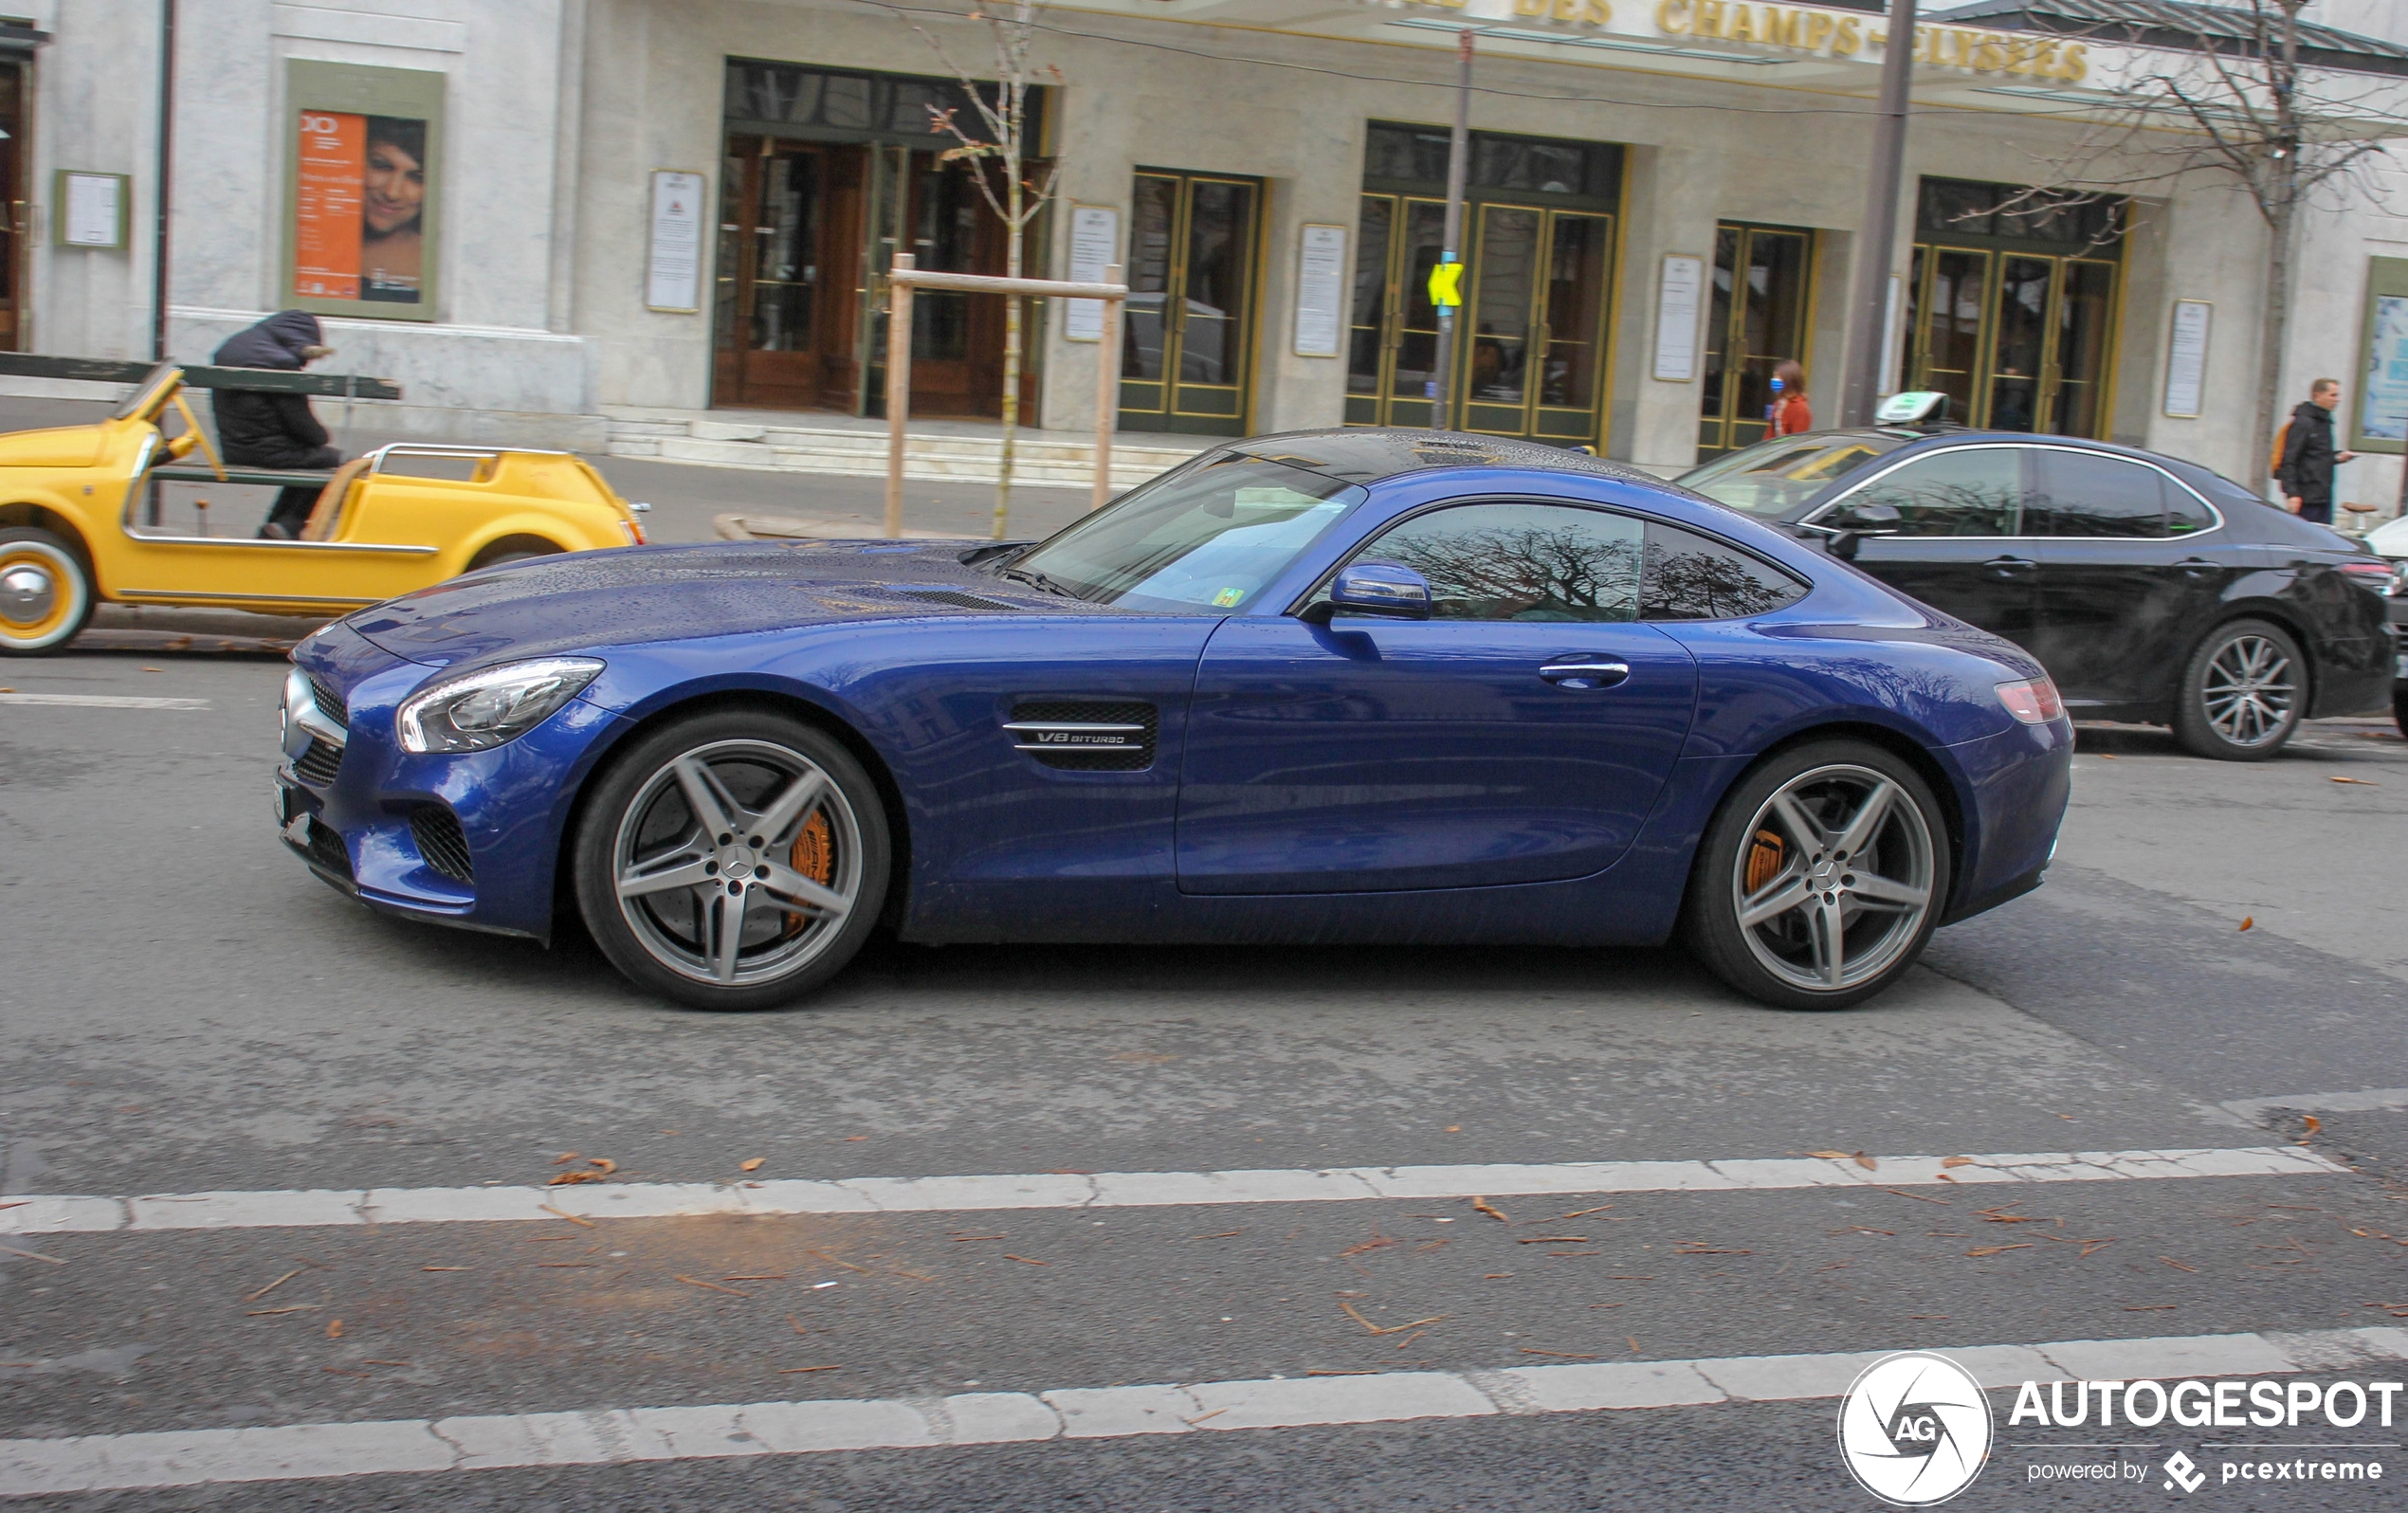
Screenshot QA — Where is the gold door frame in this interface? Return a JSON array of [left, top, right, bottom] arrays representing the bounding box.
[[1348, 191, 1447, 430], [1696, 223, 1815, 458], [1910, 244, 2122, 437], [1119, 170, 1266, 436]]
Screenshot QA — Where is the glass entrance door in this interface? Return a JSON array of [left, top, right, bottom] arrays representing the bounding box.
[[1905, 246, 2119, 436], [1695, 224, 1812, 457], [1347, 195, 1447, 429], [0, 62, 22, 351], [714, 137, 864, 410], [1121, 171, 1261, 435]]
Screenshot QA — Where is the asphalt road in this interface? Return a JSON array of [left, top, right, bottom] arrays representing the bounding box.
[[4, 640, 2407, 1509]]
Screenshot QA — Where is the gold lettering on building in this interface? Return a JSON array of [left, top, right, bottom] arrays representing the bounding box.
[[1516, 0, 1614, 21], [1654, 1, 2086, 81]]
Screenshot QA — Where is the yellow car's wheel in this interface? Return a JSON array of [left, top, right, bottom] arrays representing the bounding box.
[[0, 528, 93, 655]]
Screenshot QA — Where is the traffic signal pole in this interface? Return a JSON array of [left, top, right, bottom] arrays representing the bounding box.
[[1839, 0, 1918, 427]]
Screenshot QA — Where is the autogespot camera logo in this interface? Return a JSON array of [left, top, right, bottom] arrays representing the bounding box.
[[1837, 1351, 1996, 1506]]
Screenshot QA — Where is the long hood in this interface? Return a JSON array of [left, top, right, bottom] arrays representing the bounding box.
[[340, 539, 1107, 666]]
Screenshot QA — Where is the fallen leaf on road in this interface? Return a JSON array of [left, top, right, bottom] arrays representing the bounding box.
[[538, 1204, 595, 1228], [778, 1365, 843, 1374], [2303, 1116, 2323, 1138], [245, 1305, 319, 1316], [1339, 1302, 1445, 1336], [1003, 1254, 1049, 1266], [553, 1152, 581, 1165], [1444, 1125, 1462, 1133], [1854, 1154, 1878, 1171], [2079, 1239, 2120, 1257], [1628, 1337, 1643, 1354], [1674, 1247, 1751, 1255], [675, 1274, 749, 1297], [1305, 1368, 1378, 1376], [1338, 1233, 1397, 1257], [806, 1249, 870, 1274], [1941, 1157, 1975, 1169], [2239, 917, 2254, 931], [1192, 1230, 1243, 1240], [1483, 1273, 1512, 1279], [546, 1171, 604, 1186], [1965, 1245, 2033, 1258], [326, 1319, 343, 1338], [421, 1266, 472, 1272], [1519, 1236, 1590, 1245], [1559, 1206, 1614, 1219], [2098, 753, 2116, 760], [844, 1136, 868, 1142], [1519, 1348, 1594, 1359], [2330, 776, 2377, 785], [1471, 1197, 1510, 1223], [2160, 1256, 2199, 1273], [538, 1262, 595, 1268], [245, 1268, 301, 1302], [0, 1242, 64, 1267], [741, 1158, 765, 1172], [1806, 1151, 1852, 1160], [788, 1314, 808, 1335], [587, 1158, 617, 1175]]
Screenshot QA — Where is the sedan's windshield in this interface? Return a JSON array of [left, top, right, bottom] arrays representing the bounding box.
[[1006, 454, 1364, 611], [1680, 431, 1908, 516]]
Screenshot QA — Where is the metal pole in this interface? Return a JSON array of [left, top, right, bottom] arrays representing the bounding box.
[[153, 0, 176, 360], [1430, 27, 1473, 430], [884, 254, 915, 540], [1092, 264, 1122, 513], [1839, 0, 1918, 428]]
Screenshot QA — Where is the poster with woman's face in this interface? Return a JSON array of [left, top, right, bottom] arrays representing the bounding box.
[[293, 108, 431, 308]]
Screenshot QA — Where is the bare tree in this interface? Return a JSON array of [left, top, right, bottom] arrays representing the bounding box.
[[1970, 1, 2402, 483], [908, 2, 1064, 538]]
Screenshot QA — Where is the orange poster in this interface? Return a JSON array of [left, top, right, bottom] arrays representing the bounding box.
[[294, 110, 364, 300]]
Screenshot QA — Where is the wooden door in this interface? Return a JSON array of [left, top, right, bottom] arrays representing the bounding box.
[[713, 137, 864, 410]]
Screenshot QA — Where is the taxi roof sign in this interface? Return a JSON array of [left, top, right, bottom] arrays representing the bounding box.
[[1874, 391, 1950, 425]]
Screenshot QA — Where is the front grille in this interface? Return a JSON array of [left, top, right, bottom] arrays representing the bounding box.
[[410, 805, 474, 884], [308, 676, 349, 733], [305, 817, 352, 879], [294, 736, 343, 786], [888, 588, 1023, 611], [1006, 701, 1158, 772]]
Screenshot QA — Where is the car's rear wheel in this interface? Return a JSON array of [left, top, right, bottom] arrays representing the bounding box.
[[0, 527, 94, 655], [2175, 618, 2302, 760], [1684, 740, 1950, 1012], [574, 710, 889, 1011]]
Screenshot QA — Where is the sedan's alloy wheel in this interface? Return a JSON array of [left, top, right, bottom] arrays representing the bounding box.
[[2198, 633, 2295, 749], [1731, 763, 1936, 993], [611, 738, 865, 987]]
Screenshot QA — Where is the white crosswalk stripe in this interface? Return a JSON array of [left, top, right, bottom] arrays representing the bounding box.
[[0, 1146, 2341, 1238], [0, 693, 210, 709]]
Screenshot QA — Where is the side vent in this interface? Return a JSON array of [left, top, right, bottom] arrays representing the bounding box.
[[410, 805, 475, 884], [887, 588, 1023, 611], [1005, 701, 1158, 772]]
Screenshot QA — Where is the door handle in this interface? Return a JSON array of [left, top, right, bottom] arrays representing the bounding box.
[[1984, 556, 2037, 580], [1540, 660, 1631, 689], [2177, 556, 2219, 579]]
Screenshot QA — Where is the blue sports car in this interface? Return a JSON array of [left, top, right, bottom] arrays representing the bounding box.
[[276, 430, 2072, 1012]]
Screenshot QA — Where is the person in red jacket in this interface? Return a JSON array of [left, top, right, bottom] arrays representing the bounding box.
[[1767, 359, 1812, 436]]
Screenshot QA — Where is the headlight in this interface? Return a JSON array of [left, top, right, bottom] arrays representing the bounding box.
[[396, 657, 604, 754]]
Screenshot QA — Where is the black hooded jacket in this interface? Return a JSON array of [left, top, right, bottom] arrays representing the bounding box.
[[2276, 399, 2338, 504], [210, 311, 334, 469]]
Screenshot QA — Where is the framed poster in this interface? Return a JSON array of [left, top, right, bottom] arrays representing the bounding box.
[[283, 60, 445, 321], [1292, 224, 1347, 358], [2354, 257, 2408, 454], [2162, 300, 2211, 419], [1653, 253, 1704, 382], [56, 172, 129, 248], [1064, 205, 1119, 342], [647, 170, 706, 313]]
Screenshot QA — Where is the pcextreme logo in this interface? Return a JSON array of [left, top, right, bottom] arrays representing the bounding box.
[[1837, 1352, 1995, 1506]]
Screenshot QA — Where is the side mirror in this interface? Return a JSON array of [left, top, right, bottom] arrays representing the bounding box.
[[1302, 561, 1432, 623], [1818, 499, 1900, 560]]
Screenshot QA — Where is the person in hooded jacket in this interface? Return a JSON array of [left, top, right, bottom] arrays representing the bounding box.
[[211, 311, 342, 539], [2274, 377, 2355, 525]]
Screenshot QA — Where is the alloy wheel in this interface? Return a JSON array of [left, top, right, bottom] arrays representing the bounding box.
[[611, 738, 865, 986], [2199, 633, 2295, 749], [1731, 763, 1935, 993]]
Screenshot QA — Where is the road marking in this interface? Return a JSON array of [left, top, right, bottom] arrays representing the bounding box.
[[0, 693, 210, 710], [2225, 1088, 2408, 1121], [5, 1326, 2402, 1497], [0, 1146, 2343, 1238]]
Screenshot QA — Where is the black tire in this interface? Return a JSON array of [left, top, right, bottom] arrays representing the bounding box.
[[573, 708, 890, 1011], [2174, 617, 2304, 760], [0, 526, 96, 654], [1683, 739, 1952, 1012], [467, 543, 560, 573]]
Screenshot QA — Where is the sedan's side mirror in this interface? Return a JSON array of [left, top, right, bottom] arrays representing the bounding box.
[[1301, 561, 1433, 624], [1818, 499, 1901, 560]]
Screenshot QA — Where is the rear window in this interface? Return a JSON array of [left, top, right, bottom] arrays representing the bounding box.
[[1679, 432, 1907, 516]]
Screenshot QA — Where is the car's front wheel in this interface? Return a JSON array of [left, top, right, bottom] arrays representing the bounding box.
[[0, 527, 95, 654], [2175, 618, 2303, 760], [574, 709, 889, 1011], [1683, 740, 1951, 1012]]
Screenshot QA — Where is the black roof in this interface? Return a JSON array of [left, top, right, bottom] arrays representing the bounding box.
[[1928, 0, 2408, 77], [1228, 428, 1665, 488]]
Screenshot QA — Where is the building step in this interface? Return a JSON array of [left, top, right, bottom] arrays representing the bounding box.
[[601, 411, 1206, 491]]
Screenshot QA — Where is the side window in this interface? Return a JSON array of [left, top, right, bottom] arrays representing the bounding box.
[[1641, 521, 1808, 620], [2163, 482, 2218, 536], [2029, 450, 2168, 538], [1355, 501, 1642, 622], [1842, 447, 2022, 537]]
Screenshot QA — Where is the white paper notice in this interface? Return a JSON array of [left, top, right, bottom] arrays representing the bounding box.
[[2163, 300, 2211, 418], [1293, 224, 1348, 358], [1065, 206, 1120, 341], [647, 171, 705, 312], [1654, 254, 1704, 382], [62, 173, 122, 249]]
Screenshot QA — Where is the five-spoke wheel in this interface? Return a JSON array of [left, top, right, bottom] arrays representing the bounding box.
[[2176, 618, 2302, 760], [575, 711, 888, 1010], [1686, 741, 1949, 1010]]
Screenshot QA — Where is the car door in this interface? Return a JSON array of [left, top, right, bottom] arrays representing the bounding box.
[[2020, 447, 2228, 709], [1823, 444, 2037, 647], [1176, 500, 1699, 895]]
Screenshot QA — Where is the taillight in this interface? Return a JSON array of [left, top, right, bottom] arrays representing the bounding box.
[[618, 520, 646, 546], [2339, 559, 2395, 597], [1997, 677, 2065, 724]]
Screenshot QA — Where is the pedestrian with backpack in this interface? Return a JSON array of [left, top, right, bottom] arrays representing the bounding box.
[[2274, 377, 2355, 524]]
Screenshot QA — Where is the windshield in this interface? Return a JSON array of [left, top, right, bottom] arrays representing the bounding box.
[[1007, 454, 1364, 611], [1679, 432, 1907, 516]]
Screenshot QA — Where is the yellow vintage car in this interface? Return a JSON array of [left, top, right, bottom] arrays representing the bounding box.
[[0, 363, 647, 654]]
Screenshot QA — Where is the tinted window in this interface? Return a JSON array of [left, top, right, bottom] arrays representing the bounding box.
[[1845, 447, 2021, 536], [1357, 502, 1641, 621], [2029, 449, 2165, 538], [2164, 482, 2218, 536], [1641, 521, 1809, 620]]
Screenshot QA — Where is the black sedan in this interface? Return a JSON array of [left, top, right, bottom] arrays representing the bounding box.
[[1679, 428, 2397, 758]]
